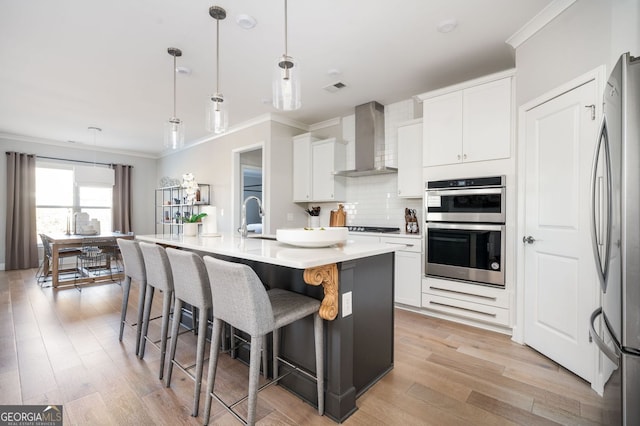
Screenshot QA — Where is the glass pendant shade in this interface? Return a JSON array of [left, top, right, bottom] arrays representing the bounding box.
[[206, 94, 228, 134], [273, 54, 301, 111], [164, 117, 184, 150]]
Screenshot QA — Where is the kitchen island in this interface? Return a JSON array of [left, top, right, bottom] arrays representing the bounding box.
[[135, 233, 401, 422]]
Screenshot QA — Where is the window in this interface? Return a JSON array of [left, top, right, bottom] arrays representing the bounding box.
[[36, 162, 112, 236]]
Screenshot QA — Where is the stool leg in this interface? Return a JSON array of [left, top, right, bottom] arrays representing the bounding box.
[[158, 290, 172, 380], [135, 279, 147, 356], [247, 335, 263, 426], [314, 313, 324, 415], [203, 318, 223, 426], [273, 328, 280, 382], [138, 285, 154, 359], [192, 307, 208, 417], [119, 276, 131, 342], [165, 298, 183, 388]]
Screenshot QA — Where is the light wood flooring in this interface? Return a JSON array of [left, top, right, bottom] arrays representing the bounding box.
[[0, 268, 607, 425]]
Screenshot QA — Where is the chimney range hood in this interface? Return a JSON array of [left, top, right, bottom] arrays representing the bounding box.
[[335, 101, 397, 177]]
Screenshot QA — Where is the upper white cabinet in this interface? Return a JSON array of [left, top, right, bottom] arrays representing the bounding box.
[[420, 72, 513, 167], [293, 134, 346, 202], [292, 133, 318, 202], [397, 119, 423, 198]]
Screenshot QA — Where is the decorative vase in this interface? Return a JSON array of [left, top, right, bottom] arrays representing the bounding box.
[[183, 222, 198, 236]]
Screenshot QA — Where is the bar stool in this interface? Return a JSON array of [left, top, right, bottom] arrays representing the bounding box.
[[165, 248, 212, 417], [138, 242, 174, 380], [202, 256, 324, 426], [116, 239, 147, 355]]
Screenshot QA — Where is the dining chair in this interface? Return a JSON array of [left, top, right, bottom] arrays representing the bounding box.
[[36, 234, 81, 287], [202, 256, 324, 426], [117, 238, 147, 355]]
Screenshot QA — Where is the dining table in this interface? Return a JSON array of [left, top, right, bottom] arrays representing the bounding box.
[[42, 232, 134, 288]]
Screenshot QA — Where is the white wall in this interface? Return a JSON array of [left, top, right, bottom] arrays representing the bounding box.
[[515, 0, 638, 107], [0, 137, 156, 269], [155, 118, 306, 235]]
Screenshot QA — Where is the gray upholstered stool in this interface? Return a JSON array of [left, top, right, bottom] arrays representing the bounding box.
[[165, 248, 212, 417], [202, 256, 324, 426], [138, 242, 174, 380], [116, 239, 147, 356]]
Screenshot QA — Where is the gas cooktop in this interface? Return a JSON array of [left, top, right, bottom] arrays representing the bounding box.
[[347, 226, 400, 233]]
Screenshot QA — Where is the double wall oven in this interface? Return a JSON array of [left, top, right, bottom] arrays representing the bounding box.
[[425, 176, 506, 287]]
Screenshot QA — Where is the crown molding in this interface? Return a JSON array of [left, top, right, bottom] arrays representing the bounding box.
[[506, 0, 577, 49], [0, 132, 156, 159], [309, 117, 341, 131]]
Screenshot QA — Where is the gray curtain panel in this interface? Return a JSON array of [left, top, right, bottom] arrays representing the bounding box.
[[112, 164, 133, 233], [5, 152, 39, 269]]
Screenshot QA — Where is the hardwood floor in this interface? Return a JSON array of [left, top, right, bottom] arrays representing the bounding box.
[[0, 268, 607, 425]]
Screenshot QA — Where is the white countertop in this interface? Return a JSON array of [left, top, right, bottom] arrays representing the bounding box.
[[135, 233, 403, 269]]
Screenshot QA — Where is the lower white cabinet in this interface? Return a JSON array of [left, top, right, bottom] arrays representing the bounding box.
[[421, 277, 510, 327], [380, 236, 422, 308]]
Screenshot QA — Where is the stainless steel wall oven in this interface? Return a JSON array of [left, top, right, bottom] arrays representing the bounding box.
[[425, 176, 506, 287]]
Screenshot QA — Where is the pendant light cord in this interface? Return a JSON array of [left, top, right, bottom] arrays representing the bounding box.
[[172, 54, 177, 118], [284, 0, 288, 57], [216, 15, 220, 93]]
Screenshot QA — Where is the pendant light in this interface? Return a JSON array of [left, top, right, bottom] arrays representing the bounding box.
[[273, 0, 301, 111], [207, 6, 228, 134], [164, 47, 185, 150]]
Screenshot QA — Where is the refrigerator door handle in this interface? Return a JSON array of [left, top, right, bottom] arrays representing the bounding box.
[[590, 115, 613, 293], [589, 307, 620, 365]]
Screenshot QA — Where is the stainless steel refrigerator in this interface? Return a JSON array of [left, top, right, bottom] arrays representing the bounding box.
[[589, 52, 640, 425]]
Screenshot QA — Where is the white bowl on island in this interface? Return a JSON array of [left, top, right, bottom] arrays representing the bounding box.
[[276, 227, 348, 248]]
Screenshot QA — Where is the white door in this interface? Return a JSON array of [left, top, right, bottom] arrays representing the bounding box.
[[523, 79, 600, 382]]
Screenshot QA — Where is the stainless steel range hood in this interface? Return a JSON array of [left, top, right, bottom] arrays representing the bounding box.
[[335, 101, 397, 177]]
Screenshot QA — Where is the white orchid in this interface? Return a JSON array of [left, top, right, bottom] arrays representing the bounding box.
[[182, 173, 199, 205]]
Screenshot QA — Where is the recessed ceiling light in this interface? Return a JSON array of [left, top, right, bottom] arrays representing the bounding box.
[[236, 14, 257, 29], [176, 66, 191, 75], [437, 18, 458, 33], [327, 68, 341, 77]]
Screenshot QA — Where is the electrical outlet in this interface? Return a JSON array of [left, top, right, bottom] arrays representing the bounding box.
[[342, 291, 352, 317]]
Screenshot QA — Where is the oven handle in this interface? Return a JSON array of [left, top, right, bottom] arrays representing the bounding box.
[[427, 222, 504, 232], [426, 187, 504, 197]]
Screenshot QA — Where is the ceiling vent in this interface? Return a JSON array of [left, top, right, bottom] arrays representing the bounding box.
[[323, 81, 347, 93]]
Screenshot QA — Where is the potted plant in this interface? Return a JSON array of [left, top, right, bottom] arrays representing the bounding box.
[[181, 173, 207, 236]]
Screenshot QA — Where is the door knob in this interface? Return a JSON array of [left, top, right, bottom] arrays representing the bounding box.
[[522, 235, 536, 244]]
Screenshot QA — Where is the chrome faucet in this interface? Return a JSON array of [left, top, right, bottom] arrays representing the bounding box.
[[240, 196, 264, 238]]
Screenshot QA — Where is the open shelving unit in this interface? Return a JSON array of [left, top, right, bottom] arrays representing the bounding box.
[[154, 184, 211, 235]]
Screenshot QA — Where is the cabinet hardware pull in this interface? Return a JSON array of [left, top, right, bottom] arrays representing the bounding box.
[[429, 301, 497, 317], [429, 286, 497, 301]]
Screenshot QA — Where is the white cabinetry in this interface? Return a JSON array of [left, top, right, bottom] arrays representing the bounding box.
[[420, 72, 513, 167], [349, 233, 422, 308], [397, 119, 423, 198], [292, 133, 318, 201], [421, 277, 510, 327], [381, 236, 422, 308], [292, 135, 346, 202]]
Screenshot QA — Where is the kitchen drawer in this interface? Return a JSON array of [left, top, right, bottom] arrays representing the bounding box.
[[422, 277, 509, 308], [380, 236, 421, 253], [421, 293, 510, 327]]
